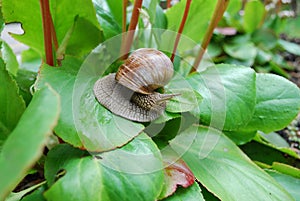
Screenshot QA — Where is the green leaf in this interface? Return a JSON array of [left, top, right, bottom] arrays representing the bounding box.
[[282, 15, 300, 38], [243, 73, 300, 133], [5, 182, 46, 201], [223, 42, 257, 61], [35, 57, 83, 147], [2, 0, 100, 57], [240, 140, 292, 166], [64, 16, 103, 57], [166, 88, 202, 113], [103, 0, 123, 27], [255, 49, 272, 65], [15, 69, 36, 106], [187, 64, 256, 131], [252, 29, 278, 50], [0, 85, 60, 200], [21, 48, 41, 73], [0, 59, 25, 146], [259, 132, 290, 148], [243, 0, 265, 33], [162, 183, 205, 201], [278, 39, 300, 56], [44, 134, 164, 201], [143, 0, 167, 29], [251, 134, 300, 160], [1, 40, 19, 76], [19, 185, 47, 201], [224, 130, 257, 145], [170, 125, 294, 201], [35, 56, 144, 152], [272, 162, 300, 179], [0, 9, 4, 32], [166, 0, 217, 43], [93, 0, 122, 39], [226, 0, 242, 16], [165, 74, 202, 113], [267, 170, 300, 201]]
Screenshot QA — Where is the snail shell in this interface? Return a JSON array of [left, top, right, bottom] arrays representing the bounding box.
[[93, 48, 176, 122], [115, 48, 174, 94]]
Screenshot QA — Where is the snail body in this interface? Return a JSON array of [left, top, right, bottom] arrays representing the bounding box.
[[93, 48, 176, 122]]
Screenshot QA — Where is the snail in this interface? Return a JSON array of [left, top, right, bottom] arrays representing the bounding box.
[[93, 48, 177, 122]]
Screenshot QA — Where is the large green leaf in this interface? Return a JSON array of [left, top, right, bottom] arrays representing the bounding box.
[[35, 57, 83, 147], [187, 64, 256, 131], [267, 170, 300, 201], [44, 134, 164, 201], [0, 59, 25, 146], [35, 56, 144, 152], [162, 183, 204, 201], [243, 73, 300, 133], [166, 0, 217, 43], [243, 0, 265, 33], [0, 85, 60, 200], [2, 0, 100, 57], [170, 125, 294, 201]]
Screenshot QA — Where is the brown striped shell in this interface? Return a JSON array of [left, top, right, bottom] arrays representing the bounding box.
[[115, 48, 174, 94], [93, 48, 176, 122]]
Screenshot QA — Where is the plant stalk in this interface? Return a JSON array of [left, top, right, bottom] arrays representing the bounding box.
[[121, 0, 128, 58], [122, 0, 128, 33], [167, 0, 171, 8], [40, 0, 54, 66], [170, 0, 192, 62], [120, 0, 143, 60], [190, 0, 229, 73]]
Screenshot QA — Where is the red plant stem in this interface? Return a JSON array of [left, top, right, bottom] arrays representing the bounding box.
[[39, 0, 54, 66], [122, 0, 128, 33], [170, 0, 192, 63], [121, 0, 128, 57], [167, 0, 171, 8], [121, 0, 143, 59], [190, 0, 229, 73]]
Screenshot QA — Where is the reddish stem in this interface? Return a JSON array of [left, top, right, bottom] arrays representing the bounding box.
[[120, 0, 143, 59], [190, 0, 229, 73], [121, 0, 128, 58], [122, 0, 128, 33], [167, 0, 171, 8], [170, 0, 192, 62], [40, 0, 54, 66]]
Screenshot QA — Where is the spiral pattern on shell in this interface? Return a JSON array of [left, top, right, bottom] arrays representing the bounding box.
[[115, 48, 174, 94]]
